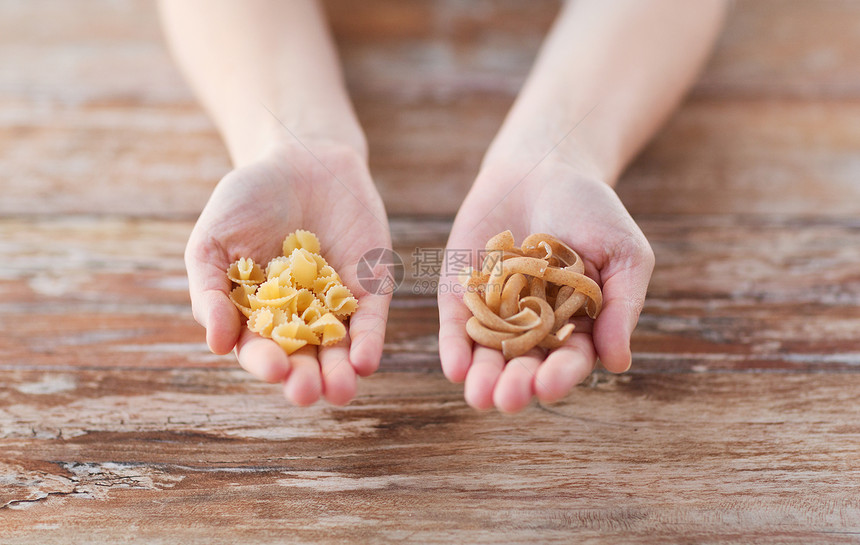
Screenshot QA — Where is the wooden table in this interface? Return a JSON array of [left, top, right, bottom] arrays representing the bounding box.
[[2, 1, 859, 543]]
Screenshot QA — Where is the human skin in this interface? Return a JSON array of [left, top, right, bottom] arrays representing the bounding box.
[[159, 0, 390, 406], [159, 0, 727, 410], [437, 0, 728, 412]]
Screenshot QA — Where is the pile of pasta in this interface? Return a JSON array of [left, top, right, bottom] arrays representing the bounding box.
[[461, 231, 603, 360], [227, 230, 358, 354]]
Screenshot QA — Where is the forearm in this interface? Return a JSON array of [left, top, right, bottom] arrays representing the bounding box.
[[484, 0, 727, 185], [158, 0, 365, 167]]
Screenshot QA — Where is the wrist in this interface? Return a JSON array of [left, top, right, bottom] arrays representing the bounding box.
[[222, 101, 367, 169], [255, 134, 369, 172], [481, 120, 613, 189], [482, 59, 626, 186]]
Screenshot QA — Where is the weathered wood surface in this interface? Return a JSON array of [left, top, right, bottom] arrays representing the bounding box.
[[2, 215, 858, 373], [2, 369, 860, 544], [4, 1, 860, 218], [2, 0, 860, 543]]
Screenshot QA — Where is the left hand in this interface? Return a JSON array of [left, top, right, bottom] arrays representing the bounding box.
[[437, 157, 654, 413]]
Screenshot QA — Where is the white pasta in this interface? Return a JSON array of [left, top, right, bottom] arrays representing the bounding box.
[[265, 256, 291, 282], [248, 278, 298, 310], [293, 289, 317, 314], [282, 229, 321, 256], [273, 319, 320, 346], [227, 258, 265, 285], [300, 299, 326, 324], [323, 284, 359, 317], [271, 325, 308, 354], [309, 313, 347, 346], [288, 248, 318, 289], [312, 274, 341, 296], [229, 284, 257, 318], [228, 230, 356, 355]]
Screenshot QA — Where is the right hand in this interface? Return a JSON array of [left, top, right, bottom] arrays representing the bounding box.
[[185, 141, 392, 406]]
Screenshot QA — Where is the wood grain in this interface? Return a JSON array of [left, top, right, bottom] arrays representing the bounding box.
[[696, 0, 860, 99], [2, 369, 859, 544], [2, 216, 857, 373], [4, 1, 860, 218], [619, 99, 860, 216], [3, 0, 860, 542]]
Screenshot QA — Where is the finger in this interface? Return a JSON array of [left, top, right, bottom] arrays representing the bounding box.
[[185, 243, 240, 355], [438, 290, 474, 383], [593, 255, 654, 373], [319, 340, 358, 406], [347, 293, 390, 377], [463, 346, 505, 410], [283, 345, 322, 406], [203, 290, 242, 355], [534, 333, 596, 403], [493, 350, 543, 414], [234, 328, 290, 383]]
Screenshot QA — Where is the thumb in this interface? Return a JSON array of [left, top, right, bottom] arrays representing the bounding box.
[[592, 246, 655, 373], [185, 242, 242, 355]]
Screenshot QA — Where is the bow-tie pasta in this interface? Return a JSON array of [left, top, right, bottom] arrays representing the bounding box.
[[227, 257, 265, 285], [226, 230, 358, 354]]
